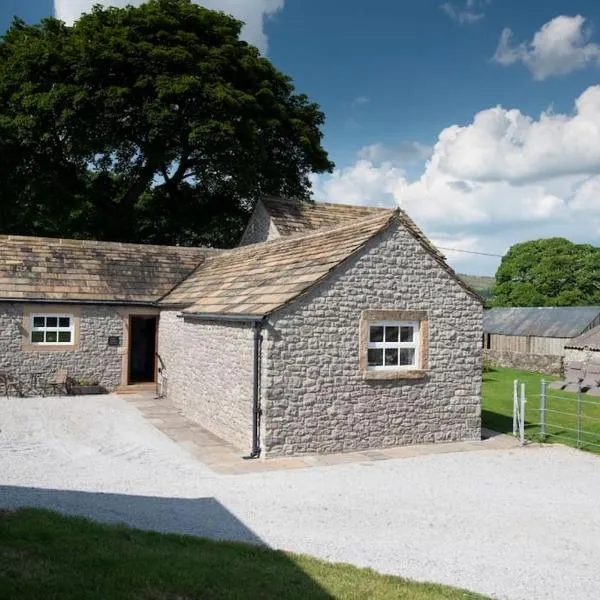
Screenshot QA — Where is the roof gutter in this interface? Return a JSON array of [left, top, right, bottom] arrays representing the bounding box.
[[179, 311, 265, 460], [177, 312, 265, 322]]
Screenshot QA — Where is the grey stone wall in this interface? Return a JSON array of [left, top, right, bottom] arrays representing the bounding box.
[[158, 310, 254, 450], [262, 223, 483, 456], [0, 302, 123, 390], [485, 349, 563, 376], [238, 200, 280, 246], [564, 347, 600, 367]]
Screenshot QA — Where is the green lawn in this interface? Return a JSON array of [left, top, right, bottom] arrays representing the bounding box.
[[0, 508, 486, 600], [482, 367, 600, 452]]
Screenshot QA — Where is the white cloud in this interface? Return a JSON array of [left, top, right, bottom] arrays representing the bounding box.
[[433, 85, 600, 183], [358, 141, 432, 165], [312, 86, 600, 275], [440, 1, 486, 25], [310, 161, 403, 209], [493, 15, 600, 80], [54, 0, 284, 54]]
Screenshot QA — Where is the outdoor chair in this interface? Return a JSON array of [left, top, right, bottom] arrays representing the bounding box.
[[45, 370, 71, 397], [549, 361, 584, 391], [580, 361, 600, 393], [0, 372, 21, 399]]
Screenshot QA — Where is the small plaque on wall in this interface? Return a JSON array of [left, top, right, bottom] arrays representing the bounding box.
[[108, 336, 121, 347]]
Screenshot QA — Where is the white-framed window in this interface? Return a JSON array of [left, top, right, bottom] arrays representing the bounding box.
[[367, 321, 420, 370], [30, 314, 74, 345]]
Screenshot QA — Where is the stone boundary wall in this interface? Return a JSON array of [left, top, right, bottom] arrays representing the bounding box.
[[485, 349, 563, 376], [564, 347, 600, 367]]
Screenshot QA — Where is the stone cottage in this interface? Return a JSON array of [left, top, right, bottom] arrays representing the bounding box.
[[0, 198, 483, 457]]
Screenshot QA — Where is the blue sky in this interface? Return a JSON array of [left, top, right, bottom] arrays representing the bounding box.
[[3, 1, 600, 274]]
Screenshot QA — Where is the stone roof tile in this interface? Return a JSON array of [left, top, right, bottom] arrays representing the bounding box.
[[160, 211, 395, 315], [0, 235, 213, 304]]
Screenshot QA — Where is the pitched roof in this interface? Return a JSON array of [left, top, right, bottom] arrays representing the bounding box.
[[262, 198, 448, 262], [261, 198, 481, 301], [484, 307, 600, 338], [0, 235, 211, 304], [160, 211, 395, 316], [565, 324, 600, 351], [263, 197, 392, 236]]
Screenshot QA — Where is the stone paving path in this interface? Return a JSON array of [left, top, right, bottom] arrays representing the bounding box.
[[125, 392, 520, 474]]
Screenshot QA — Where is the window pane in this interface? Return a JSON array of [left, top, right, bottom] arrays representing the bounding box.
[[385, 326, 398, 342], [58, 331, 72, 343], [369, 326, 384, 343], [368, 349, 384, 367], [400, 326, 414, 343], [33, 316, 44, 328], [59, 317, 70, 328], [46, 331, 57, 343], [46, 317, 58, 328], [400, 348, 416, 366], [31, 331, 44, 343], [385, 348, 398, 366]]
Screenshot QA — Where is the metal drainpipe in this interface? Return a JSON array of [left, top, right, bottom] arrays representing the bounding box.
[[245, 319, 263, 459]]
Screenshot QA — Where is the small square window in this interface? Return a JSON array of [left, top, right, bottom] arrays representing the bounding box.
[[361, 311, 427, 379], [29, 314, 74, 345], [366, 319, 420, 371]]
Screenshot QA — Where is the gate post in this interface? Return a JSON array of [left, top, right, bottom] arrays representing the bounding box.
[[540, 379, 547, 438], [513, 379, 519, 437], [577, 387, 582, 449], [519, 382, 527, 445]]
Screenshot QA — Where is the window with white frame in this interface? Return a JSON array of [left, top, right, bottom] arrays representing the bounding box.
[[30, 314, 74, 345], [367, 321, 420, 369]]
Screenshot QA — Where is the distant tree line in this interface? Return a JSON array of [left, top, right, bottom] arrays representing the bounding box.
[[492, 238, 600, 307]]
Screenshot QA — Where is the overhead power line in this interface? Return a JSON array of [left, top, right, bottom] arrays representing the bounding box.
[[436, 246, 504, 258]]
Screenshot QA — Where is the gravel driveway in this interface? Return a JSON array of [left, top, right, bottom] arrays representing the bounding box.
[[1, 395, 599, 600]]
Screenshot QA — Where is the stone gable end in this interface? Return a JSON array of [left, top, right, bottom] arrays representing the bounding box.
[[262, 220, 482, 456]]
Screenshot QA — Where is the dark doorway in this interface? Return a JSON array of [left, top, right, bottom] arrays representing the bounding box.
[[128, 316, 157, 384]]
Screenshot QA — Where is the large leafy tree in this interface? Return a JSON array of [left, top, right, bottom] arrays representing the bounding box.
[[492, 238, 600, 307], [0, 0, 333, 246]]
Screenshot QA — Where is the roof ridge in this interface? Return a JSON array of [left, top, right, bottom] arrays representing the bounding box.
[[263, 197, 393, 212]]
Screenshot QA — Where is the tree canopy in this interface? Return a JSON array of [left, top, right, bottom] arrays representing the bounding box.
[[492, 238, 600, 307], [0, 0, 333, 246]]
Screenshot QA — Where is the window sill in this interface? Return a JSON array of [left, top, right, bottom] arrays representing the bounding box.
[[362, 369, 427, 381], [22, 344, 78, 352]]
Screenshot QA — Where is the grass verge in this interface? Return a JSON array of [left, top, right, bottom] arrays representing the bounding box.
[[482, 367, 600, 452], [0, 508, 486, 600]]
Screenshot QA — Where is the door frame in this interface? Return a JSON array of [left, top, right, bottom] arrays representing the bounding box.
[[119, 307, 160, 387], [127, 314, 158, 384]]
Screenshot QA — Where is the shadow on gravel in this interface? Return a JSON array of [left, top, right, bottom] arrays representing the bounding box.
[[0, 484, 263, 543]]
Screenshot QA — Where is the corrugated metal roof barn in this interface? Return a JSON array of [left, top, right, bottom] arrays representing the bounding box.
[[484, 307, 600, 338]]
